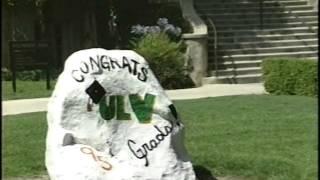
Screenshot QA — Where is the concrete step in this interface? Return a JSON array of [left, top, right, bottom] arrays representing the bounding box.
[[216, 51, 318, 61], [208, 21, 318, 31], [212, 20, 318, 30], [197, 0, 319, 84], [213, 39, 318, 49], [196, 0, 308, 2], [208, 56, 319, 67], [203, 73, 263, 84], [211, 27, 318, 36], [208, 33, 318, 43], [207, 16, 318, 25], [210, 67, 262, 76], [211, 45, 318, 55], [201, 10, 318, 18], [211, 60, 263, 69], [195, 0, 308, 8], [197, 5, 314, 13], [196, 0, 309, 2]]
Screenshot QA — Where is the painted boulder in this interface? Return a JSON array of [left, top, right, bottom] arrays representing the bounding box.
[[45, 48, 196, 180]]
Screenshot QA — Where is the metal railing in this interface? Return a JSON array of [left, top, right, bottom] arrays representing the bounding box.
[[206, 17, 219, 77]]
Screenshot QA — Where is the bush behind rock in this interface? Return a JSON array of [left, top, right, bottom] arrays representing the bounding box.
[[131, 33, 194, 89]]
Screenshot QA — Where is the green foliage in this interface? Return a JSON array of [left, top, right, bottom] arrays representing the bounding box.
[[2, 68, 12, 81], [131, 33, 194, 89], [2, 80, 56, 100], [17, 70, 42, 81], [262, 58, 318, 97], [2, 69, 62, 81]]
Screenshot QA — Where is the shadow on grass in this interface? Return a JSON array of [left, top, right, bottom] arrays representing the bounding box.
[[194, 165, 217, 180]]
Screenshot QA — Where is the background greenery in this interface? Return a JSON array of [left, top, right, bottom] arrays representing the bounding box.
[[262, 58, 318, 97], [3, 95, 317, 179], [2, 68, 59, 100], [2, 80, 56, 100], [2, 68, 62, 81]]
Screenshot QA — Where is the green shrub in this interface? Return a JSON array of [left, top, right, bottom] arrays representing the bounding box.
[[131, 33, 194, 89], [1, 68, 62, 81], [17, 70, 42, 81], [2, 68, 12, 81], [262, 58, 318, 97]]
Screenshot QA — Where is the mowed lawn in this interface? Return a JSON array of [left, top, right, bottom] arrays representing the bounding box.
[[2, 80, 56, 100], [3, 95, 317, 179]]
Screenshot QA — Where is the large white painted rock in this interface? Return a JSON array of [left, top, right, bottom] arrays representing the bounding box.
[[46, 48, 196, 180]]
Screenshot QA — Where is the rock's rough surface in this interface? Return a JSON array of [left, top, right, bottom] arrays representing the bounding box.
[[46, 48, 196, 180]]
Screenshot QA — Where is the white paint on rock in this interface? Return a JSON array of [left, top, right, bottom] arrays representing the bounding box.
[[45, 48, 196, 180]]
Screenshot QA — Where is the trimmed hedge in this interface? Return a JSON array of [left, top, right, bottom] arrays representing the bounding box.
[[1, 68, 62, 81], [262, 58, 318, 97]]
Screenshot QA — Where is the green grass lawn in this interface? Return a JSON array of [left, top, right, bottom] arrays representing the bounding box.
[[2, 80, 56, 100], [3, 112, 48, 177], [3, 95, 317, 179]]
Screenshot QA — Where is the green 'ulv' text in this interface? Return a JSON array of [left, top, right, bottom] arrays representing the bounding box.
[[99, 93, 156, 124]]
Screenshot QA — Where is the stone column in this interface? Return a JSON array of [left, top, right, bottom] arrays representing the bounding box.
[[182, 34, 208, 87], [180, 0, 208, 86]]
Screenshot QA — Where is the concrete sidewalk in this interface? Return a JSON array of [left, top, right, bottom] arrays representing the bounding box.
[[2, 83, 266, 116]]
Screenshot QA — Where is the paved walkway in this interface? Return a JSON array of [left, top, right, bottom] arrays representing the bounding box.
[[2, 83, 266, 116]]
